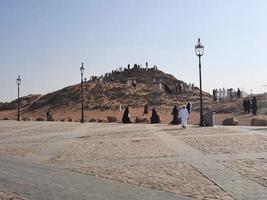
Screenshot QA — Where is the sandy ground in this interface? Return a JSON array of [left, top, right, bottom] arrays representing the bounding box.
[[0, 191, 26, 200], [0, 121, 267, 199]]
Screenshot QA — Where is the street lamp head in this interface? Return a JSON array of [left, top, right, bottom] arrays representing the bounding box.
[[80, 63, 85, 75], [16, 75, 21, 85], [195, 38, 204, 57]]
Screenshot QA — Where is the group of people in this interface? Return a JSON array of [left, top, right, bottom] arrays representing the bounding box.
[[46, 111, 53, 121], [212, 88, 242, 102], [122, 106, 161, 124], [122, 100, 192, 128], [242, 96, 258, 116], [170, 100, 192, 128]]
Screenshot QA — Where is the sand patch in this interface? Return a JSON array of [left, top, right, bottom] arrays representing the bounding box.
[[50, 138, 176, 163], [182, 134, 267, 154]]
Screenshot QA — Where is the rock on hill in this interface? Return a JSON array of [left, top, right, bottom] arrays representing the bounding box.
[[1, 67, 211, 114]]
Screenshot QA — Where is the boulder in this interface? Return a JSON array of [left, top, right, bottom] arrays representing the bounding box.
[[251, 118, 267, 126], [89, 119, 97, 122], [67, 118, 72, 122], [47, 118, 55, 121], [98, 118, 107, 123], [222, 117, 238, 126], [22, 117, 30, 121], [107, 116, 117, 123], [36, 117, 45, 121], [135, 117, 149, 123]]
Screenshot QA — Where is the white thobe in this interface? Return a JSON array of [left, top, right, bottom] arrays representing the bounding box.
[[179, 108, 189, 127]]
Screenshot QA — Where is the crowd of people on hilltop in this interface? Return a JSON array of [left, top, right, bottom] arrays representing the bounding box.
[[84, 63, 195, 97], [122, 100, 192, 128], [212, 88, 242, 102], [243, 96, 258, 116]]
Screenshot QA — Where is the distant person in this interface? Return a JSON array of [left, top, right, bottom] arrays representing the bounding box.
[[242, 99, 247, 112], [46, 111, 52, 121], [143, 104, 149, 115], [212, 89, 216, 101], [218, 88, 223, 99], [122, 107, 132, 123], [153, 78, 156, 85], [222, 87, 226, 98], [246, 98, 252, 113], [252, 96, 258, 116], [46, 111, 50, 120], [237, 88, 241, 98], [133, 80, 137, 88], [170, 105, 179, 125], [150, 107, 160, 123], [186, 100, 192, 115], [179, 106, 189, 129]]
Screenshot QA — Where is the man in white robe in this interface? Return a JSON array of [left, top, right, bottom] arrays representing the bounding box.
[[179, 106, 189, 128]]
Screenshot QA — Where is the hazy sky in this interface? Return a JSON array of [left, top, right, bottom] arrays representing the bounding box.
[[1, 0, 267, 102]]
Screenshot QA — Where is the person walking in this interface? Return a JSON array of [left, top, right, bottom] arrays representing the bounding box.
[[150, 107, 160, 123], [122, 107, 132, 123], [179, 106, 189, 129], [186, 100, 192, 115], [170, 105, 179, 124]]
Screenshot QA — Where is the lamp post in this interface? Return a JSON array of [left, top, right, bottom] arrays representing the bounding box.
[[195, 38, 204, 127], [16, 75, 22, 121], [80, 63, 85, 123]]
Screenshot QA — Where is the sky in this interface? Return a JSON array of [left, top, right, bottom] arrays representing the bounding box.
[[1, 0, 267, 102]]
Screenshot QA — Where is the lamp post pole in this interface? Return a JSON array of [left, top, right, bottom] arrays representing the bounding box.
[[195, 38, 204, 127], [16, 75, 21, 121], [198, 55, 204, 127], [80, 63, 85, 123]]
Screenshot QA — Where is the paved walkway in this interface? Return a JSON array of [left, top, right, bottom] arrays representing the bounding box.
[[0, 121, 267, 200], [0, 157, 192, 200], [147, 125, 267, 200]]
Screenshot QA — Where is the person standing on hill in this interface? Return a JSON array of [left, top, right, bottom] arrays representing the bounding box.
[[122, 107, 132, 123], [179, 106, 189, 128], [186, 100, 192, 115], [171, 105, 179, 124], [252, 96, 258, 116]]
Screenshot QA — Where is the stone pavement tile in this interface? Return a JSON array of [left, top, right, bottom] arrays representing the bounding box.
[[223, 159, 267, 188], [0, 157, 192, 200], [190, 160, 267, 200]]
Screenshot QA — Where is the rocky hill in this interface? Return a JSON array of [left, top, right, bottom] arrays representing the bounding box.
[[0, 95, 41, 111], [0, 67, 212, 115]]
